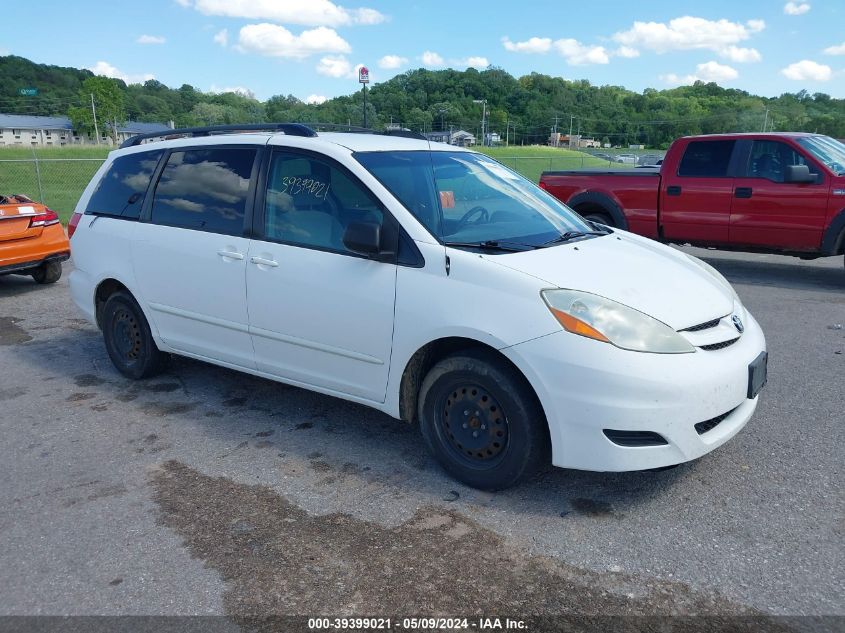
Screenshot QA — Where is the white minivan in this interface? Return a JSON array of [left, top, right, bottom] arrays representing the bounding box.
[[68, 124, 767, 490]]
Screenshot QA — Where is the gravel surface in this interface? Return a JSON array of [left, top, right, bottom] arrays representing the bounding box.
[[0, 248, 842, 620]]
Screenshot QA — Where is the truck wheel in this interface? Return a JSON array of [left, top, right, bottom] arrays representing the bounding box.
[[579, 210, 613, 227], [418, 350, 549, 491], [31, 261, 62, 284], [102, 291, 170, 380]]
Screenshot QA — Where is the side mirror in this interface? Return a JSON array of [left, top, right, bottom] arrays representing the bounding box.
[[785, 164, 816, 184], [343, 221, 381, 257]]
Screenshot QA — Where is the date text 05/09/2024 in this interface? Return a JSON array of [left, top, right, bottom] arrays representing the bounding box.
[[307, 617, 528, 630]]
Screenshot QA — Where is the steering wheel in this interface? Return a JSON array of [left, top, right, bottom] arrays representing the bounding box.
[[457, 206, 489, 228]]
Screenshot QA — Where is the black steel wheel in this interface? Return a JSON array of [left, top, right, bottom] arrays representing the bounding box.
[[102, 291, 169, 379], [418, 349, 549, 490]]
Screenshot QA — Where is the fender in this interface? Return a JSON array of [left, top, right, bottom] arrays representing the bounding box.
[[566, 191, 630, 231], [820, 208, 845, 256]]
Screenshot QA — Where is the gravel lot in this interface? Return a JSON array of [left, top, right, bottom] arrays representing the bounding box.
[[0, 248, 842, 623]]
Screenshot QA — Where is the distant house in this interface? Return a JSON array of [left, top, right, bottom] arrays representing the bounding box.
[[0, 113, 171, 146], [450, 130, 476, 147], [422, 130, 451, 144]]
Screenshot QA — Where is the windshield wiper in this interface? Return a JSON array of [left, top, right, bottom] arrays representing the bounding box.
[[540, 230, 607, 247], [444, 240, 537, 252]]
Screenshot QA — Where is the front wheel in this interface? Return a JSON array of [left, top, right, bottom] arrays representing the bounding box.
[[418, 350, 549, 490], [102, 291, 169, 379]]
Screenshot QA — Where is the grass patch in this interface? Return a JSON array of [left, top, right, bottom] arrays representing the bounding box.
[[477, 145, 622, 182]]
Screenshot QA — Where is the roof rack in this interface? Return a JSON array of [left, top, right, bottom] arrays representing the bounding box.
[[119, 122, 317, 148]]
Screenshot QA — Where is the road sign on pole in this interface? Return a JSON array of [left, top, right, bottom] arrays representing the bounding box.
[[19, 88, 38, 96], [358, 67, 369, 84]]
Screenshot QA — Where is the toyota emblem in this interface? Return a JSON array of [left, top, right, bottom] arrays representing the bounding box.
[[732, 315, 744, 333]]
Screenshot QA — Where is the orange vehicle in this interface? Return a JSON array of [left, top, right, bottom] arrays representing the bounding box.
[[0, 194, 70, 284]]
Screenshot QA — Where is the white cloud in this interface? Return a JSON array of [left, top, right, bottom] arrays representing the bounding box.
[[137, 34, 166, 45], [613, 16, 765, 62], [180, 0, 386, 27], [784, 2, 811, 16], [305, 94, 328, 104], [662, 61, 739, 85], [209, 84, 255, 98], [781, 60, 832, 81], [378, 54, 407, 69], [554, 39, 609, 65], [236, 24, 350, 59], [213, 28, 228, 46], [315, 56, 364, 80], [615, 46, 640, 58], [89, 61, 154, 84], [421, 51, 444, 67], [824, 42, 845, 55], [502, 36, 552, 54], [721, 46, 762, 63], [455, 56, 489, 70]]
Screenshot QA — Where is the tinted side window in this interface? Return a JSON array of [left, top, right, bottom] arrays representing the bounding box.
[[151, 148, 256, 235], [744, 140, 819, 183], [677, 141, 736, 178], [264, 152, 383, 254], [85, 150, 163, 219]]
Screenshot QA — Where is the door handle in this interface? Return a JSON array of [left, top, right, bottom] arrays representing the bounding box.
[[217, 250, 244, 260], [735, 187, 753, 199], [250, 256, 279, 267], [666, 185, 682, 196]]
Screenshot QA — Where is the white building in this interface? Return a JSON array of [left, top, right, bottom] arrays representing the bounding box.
[[0, 114, 171, 147]]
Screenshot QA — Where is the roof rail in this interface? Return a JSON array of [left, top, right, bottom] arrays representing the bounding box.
[[379, 129, 427, 140], [119, 122, 317, 148]]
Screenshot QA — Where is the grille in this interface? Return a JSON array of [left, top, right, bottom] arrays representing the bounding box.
[[694, 407, 738, 435], [681, 318, 722, 332], [700, 338, 739, 351], [603, 429, 668, 447]]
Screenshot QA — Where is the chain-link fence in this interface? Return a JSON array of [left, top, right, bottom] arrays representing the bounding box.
[[0, 157, 105, 223]]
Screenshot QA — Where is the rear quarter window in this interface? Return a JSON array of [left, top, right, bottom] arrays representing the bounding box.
[[677, 141, 736, 178], [85, 150, 164, 219]]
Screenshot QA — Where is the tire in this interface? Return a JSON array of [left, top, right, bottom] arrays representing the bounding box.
[[579, 211, 613, 227], [418, 349, 549, 490], [31, 260, 62, 284], [101, 291, 170, 380]]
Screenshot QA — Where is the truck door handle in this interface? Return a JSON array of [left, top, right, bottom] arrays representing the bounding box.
[[217, 250, 244, 260], [250, 256, 279, 268], [666, 186, 682, 196], [735, 187, 753, 199]]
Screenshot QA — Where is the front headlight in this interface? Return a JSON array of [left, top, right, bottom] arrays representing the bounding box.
[[541, 289, 695, 354]]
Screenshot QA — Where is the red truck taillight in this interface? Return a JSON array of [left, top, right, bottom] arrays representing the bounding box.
[[30, 208, 61, 228], [67, 212, 83, 238]]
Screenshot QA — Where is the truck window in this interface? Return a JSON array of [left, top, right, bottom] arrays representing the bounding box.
[[85, 150, 163, 219], [743, 140, 819, 183], [677, 141, 736, 178], [150, 148, 257, 236]]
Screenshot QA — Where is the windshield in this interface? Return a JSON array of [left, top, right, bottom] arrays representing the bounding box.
[[796, 136, 845, 175], [354, 150, 594, 248]]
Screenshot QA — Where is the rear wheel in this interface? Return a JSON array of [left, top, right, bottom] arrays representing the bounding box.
[[31, 260, 62, 284], [418, 350, 549, 490], [102, 291, 169, 379]]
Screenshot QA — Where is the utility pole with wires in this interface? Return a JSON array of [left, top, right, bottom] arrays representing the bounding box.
[[569, 115, 575, 149], [761, 108, 769, 133], [90, 93, 100, 146]]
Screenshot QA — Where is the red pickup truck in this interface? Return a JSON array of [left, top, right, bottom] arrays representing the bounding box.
[[539, 133, 845, 265]]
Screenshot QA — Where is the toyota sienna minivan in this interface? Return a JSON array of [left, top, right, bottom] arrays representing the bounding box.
[[68, 124, 767, 490]]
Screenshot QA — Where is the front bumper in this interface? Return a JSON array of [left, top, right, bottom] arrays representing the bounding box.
[[502, 311, 766, 471]]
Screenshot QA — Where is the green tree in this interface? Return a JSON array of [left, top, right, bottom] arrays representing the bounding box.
[[68, 76, 125, 143]]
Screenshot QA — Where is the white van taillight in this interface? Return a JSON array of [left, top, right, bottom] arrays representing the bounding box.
[[31, 208, 61, 228], [68, 212, 83, 238]]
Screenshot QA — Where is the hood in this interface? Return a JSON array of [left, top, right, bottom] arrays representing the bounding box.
[[482, 232, 734, 330]]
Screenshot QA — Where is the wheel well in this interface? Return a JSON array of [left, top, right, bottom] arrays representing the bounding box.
[[94, 278, 129, 328], [398, 337, 543, 425]]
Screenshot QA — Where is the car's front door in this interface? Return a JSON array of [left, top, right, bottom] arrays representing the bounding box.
[[132, 145, 259, 368], [245, 149, 397, 403], [729, 139, 829, 250]]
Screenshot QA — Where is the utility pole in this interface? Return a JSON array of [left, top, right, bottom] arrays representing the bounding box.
[[761, 108, 769, 133], [90, 93, 100, 146], [473, 99, 487, 146], [569, 115, 575, 149]]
